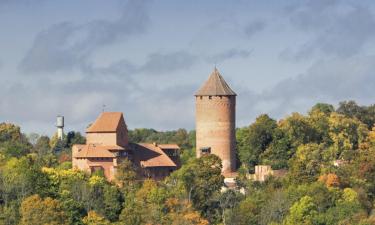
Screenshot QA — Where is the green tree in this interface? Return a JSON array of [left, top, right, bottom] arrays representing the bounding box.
[[288, 144, 326, 183], [66, 131, 86, 148], [337, 100, 375, 129], [284, 196, 317, 225], [238, 114, 277, 171], [260, 128, 291, 169], [115, 158, 137, 194], [174, 154, 224, 221], [279, 113, 319, 149], [103, 185, 122, 222], [310, 103, 335, 115], [328, 112, 368, 160]]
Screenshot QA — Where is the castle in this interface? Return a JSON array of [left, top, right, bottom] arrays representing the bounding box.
[[72, 68, 237, 181], [72, 112, 180, 181]]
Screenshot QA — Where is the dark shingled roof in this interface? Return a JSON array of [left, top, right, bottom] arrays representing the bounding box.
[[195, 68, 236, 96]]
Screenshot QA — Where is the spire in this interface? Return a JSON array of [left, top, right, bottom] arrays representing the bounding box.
[[195, 68, 237, 96]]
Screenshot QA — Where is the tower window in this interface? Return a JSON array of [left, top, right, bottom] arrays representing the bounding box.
[[200, 96, 203, 100], [209, 96, 212, 99], [200, 147, 211, 155]]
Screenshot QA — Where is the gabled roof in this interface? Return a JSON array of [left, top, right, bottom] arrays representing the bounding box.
[[134, 143, 177, 167], [86, 112, 125, 133], [73, 144, 125, 158], [195, 68, 236, 96]]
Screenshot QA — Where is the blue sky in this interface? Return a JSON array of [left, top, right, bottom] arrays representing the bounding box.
[[1, 0, 375, 135]]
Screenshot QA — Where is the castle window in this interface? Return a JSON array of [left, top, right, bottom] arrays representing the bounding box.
[[209, 96, 212, 99], [200, 147, 211, 155], [200, 96, 203, 100]]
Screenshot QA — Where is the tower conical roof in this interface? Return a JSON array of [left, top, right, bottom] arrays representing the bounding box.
[[195, 68, 237, 96]]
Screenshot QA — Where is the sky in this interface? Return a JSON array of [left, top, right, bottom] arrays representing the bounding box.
[[1, 0, 375, 135]]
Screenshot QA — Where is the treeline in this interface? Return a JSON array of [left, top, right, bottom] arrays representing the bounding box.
[[1, 100, 375, 224], [0, 121, 218, 224], [233, 100, 375, 224]]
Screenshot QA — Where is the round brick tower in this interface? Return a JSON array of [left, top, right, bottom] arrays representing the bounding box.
[[195, 68, 236, 174]]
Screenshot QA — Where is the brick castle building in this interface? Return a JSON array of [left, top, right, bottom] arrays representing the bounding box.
[[195, 68, 237, 175], [72, 68, 236, 180], [72, 112, 180, 181]]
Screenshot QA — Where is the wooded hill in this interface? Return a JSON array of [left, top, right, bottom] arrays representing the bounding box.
[[1, 100, 375, 224]]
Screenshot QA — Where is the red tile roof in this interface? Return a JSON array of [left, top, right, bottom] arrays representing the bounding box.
[[86, 112, 124, 133], [134, 143, 177, 167], [73, 144, 125, 158]]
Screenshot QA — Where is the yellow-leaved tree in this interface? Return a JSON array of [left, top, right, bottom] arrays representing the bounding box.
[[20, 194, 68, 225]]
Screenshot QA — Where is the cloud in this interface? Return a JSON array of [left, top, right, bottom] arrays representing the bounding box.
[[282, 0, 375, 60], [19, 0, 151, 74], [205, 48, 252, 64], [244, 20, 266, 38], [139, 51, 198, 74], [243, 55, 375, 121]]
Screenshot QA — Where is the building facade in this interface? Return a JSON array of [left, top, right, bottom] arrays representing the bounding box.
[[195, 68, 237, 175], [72, 112, 180, 181]]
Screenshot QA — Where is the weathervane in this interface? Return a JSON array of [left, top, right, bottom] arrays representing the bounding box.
[[102, 104, 106, 112]]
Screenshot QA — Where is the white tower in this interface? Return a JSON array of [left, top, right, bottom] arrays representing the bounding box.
[[56, 116, 64, 140]]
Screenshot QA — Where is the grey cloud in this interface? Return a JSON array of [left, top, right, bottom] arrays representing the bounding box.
[[0, 71, 140, 134], [19, 0, 151, 74], [82, 50, 198, 77], [283, 0, 375, 59], [244, 20, 266, 38], [139, 51, 197, 74], [247, 56, 375, 120], [19, 22, 79, 73], [206, 48, 252, 64], [81, 59, 138, 77]]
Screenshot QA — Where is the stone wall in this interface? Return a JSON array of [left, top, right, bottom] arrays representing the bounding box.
[[250, 165, 288, 182]]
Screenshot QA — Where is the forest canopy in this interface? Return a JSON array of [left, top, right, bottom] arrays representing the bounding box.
[[1, 100, 375, 224]]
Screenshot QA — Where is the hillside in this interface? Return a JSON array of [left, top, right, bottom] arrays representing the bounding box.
[[1, 100, 375, 224]]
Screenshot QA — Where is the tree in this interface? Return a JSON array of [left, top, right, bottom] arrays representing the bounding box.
[[238, 114, 277, 171], [115, 158, 137, 194], [226, 197, 260, 225], [82, 211, 110, 225], [308, 109, 332, 145], [0, 123, 22, 142], [66, 131, 86, 148], [288, 144, 326, 183], [310, 103, 334, 115], [103, 185, 122, 221], [318, 173, 340, 188], [260, 128, 291, 169], [20, 194, 68, 225], [219, 189, 243, 225], [284, 196, 317, 225], [328, 112, 368, 160], [2, 156, 53, 205], [174, 154, 224, 221], [279, 113, 319, 149]]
